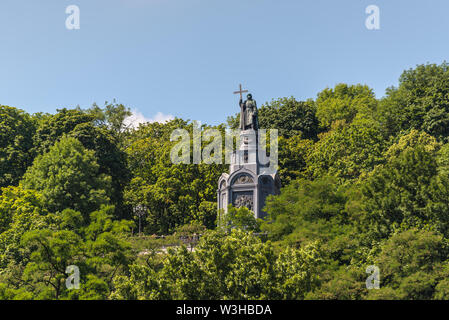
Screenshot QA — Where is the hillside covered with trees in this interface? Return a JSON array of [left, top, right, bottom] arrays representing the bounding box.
[[2, 62, 449, 299]]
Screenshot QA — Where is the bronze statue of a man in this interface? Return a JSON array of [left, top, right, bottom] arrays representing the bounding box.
[[239, 93, 259, 130]]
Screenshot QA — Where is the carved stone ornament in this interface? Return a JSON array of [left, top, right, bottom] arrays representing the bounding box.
[[234, 195, 253, 211], [235, 174, 253, 184]]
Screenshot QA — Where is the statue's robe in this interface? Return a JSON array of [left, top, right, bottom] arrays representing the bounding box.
[[240, 99, 258, 130]]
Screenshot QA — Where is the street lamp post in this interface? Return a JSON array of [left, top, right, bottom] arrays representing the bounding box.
[[133, 204, 147, 237]]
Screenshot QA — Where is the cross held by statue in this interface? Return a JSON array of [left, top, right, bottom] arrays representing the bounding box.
[[233, 84, 248, 100]]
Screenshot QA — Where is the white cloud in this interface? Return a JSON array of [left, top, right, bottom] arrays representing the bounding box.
[[124, 110, 174, 128], [150, 111, 175, 123]]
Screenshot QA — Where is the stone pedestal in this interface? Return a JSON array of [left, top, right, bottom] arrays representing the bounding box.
[[217, 129, 280, 219]]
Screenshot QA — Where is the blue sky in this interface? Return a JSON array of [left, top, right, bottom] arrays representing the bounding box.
[[1, 0, 449, 125]]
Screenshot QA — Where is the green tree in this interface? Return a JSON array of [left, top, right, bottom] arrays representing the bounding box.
[[306, 266, 366, 300], [0, 283, 33, 300], [366, 229, 448, 300], [111, 229, 324, 300], [105, 102, 132, 133], [86, 101, 132, 142], [261, 176, 358, 265], [378, 62, 449, 141], [278, 134, 314, 183], [5, 205, 133, 299], [124, 120, 226, 234], [258, 97, 319, 139], [31, 107, 130, 219], [69, 123, 130, 219], [21, 136, 111, 218], [0, 106, 36, 188], [354, 131, 449, 242], [21, 229, 84, 299], [315, 83, 377, 129], [306, 118, 388, 181], [33, 108, 94, 155], [218, 205, 260, 232], [0, 186, 48, 269]]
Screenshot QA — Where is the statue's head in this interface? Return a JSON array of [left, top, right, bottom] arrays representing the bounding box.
[[247, 93, 253, 100]]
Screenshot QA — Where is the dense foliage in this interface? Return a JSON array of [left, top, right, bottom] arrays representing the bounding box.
[[2, 62, 449, 299]]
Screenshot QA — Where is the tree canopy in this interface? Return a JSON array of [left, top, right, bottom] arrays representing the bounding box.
[[0, 106, 36, 189], [3, 62, 449, 300]]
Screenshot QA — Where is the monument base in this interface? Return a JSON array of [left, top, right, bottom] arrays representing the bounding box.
[[217, 129, 280, 220]]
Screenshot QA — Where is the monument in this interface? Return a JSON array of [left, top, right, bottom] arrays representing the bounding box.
[[217, 84, 281, 220]]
